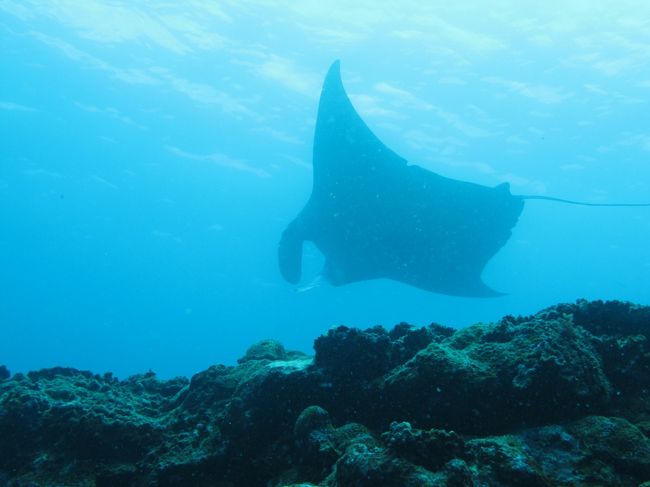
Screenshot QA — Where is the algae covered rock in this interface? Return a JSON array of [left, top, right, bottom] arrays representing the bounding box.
[[568, 415, 650, 477], [238, 339, 289, 363], [294, 405, 340, 470], [1, 300, 649, 486], [382, 312, 611, 434], [382, 421, 465, 471], [0, 367, 188, 485]]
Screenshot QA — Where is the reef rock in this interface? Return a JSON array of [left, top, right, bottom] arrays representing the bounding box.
[[0, 300, 649, 486]]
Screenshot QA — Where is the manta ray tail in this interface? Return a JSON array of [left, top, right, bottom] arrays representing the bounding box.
[[520, 195, 650, 207]]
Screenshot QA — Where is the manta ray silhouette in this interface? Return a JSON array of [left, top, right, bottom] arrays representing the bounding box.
[[279, 61, 649, 297]]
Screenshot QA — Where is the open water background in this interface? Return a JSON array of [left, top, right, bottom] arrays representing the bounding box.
[[1, 1, 649, 378]]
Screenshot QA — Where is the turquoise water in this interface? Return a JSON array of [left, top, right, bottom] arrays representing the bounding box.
[[1, 2, 649, 378]]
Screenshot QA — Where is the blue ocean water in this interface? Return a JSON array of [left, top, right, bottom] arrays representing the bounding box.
[[1, 2, 649, 379]]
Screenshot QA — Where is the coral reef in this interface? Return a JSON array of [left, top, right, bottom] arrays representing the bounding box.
[[1, 300, 650, 486]]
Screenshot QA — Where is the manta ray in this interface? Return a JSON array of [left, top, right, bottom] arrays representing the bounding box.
[[278, 61, 649, 297]]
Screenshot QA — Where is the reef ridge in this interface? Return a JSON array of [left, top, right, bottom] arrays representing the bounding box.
[[1, 299, 650, 486]]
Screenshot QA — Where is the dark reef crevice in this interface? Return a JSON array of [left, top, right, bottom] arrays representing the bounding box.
[[1, 299, 650, 486]]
